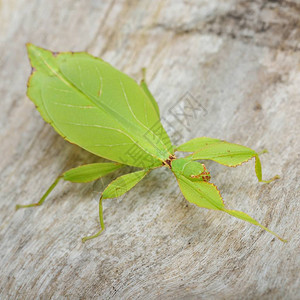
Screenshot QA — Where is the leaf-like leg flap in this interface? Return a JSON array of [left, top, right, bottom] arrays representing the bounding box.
[[140, 68, 160, 119], [175, 174, 286, 242], [101, 169, 150, 199], [62, 162, 124, 183], [176, 174, 225, 210], [191, 141, 257, 166], [178, 139, 279, 183], [16, 162, 123, 210], [81, 169, 150, 242], [175, 137, 223, 152]]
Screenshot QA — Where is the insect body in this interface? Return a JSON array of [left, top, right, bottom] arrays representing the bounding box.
[[16, 44, 286, 243]]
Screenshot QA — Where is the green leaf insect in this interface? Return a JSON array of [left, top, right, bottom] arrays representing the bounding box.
[[16, 44, 286, 243]]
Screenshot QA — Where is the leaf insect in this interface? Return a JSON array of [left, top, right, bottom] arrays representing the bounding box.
[[16, 44, 286, 243]]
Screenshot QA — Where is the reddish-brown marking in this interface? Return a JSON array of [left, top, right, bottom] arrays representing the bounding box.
[[191, 164, 211, 182], [162, 154, 176, 168]]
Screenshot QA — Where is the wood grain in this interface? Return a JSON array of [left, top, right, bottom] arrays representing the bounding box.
[[0, 0, 299, 299]]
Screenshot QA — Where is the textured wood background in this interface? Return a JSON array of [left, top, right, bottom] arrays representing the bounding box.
[[0, 0, 299, 299]]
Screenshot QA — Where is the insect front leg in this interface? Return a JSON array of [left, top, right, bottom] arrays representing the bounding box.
[[255, 154, 280, 183], [177, 139, 280, 184]]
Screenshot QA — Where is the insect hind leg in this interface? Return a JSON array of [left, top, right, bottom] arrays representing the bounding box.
[[16, 176, 63, 210], [82, 196, 105, 243]]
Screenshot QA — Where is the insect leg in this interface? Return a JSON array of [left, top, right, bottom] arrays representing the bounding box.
[[255, 154, 280, 183], [81, 169, 149, 242], [16, 162, 123, 210], [140, 68, 160, 118], [82, 196, 105, 243], [16, 176, 63, 210]]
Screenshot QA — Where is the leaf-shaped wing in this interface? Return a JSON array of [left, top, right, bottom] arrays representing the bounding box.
[[102, 169, 149, 199], [27, 44, 173, 168], [175, 174, 286, 242]]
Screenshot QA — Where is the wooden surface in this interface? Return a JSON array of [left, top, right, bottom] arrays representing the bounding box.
[[0, 0, 299, 299]]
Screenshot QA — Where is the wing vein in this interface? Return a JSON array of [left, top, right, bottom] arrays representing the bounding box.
[[52, 102, 96, 109], [95, 65, 103, 98], [119, 78, 171, 155], [34, 52, 162, 163], [92, 143, 133, 147], [62, 121, 157, 158]]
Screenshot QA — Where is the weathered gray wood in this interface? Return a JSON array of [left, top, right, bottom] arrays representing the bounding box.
[[0, 0, 299, 299]]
